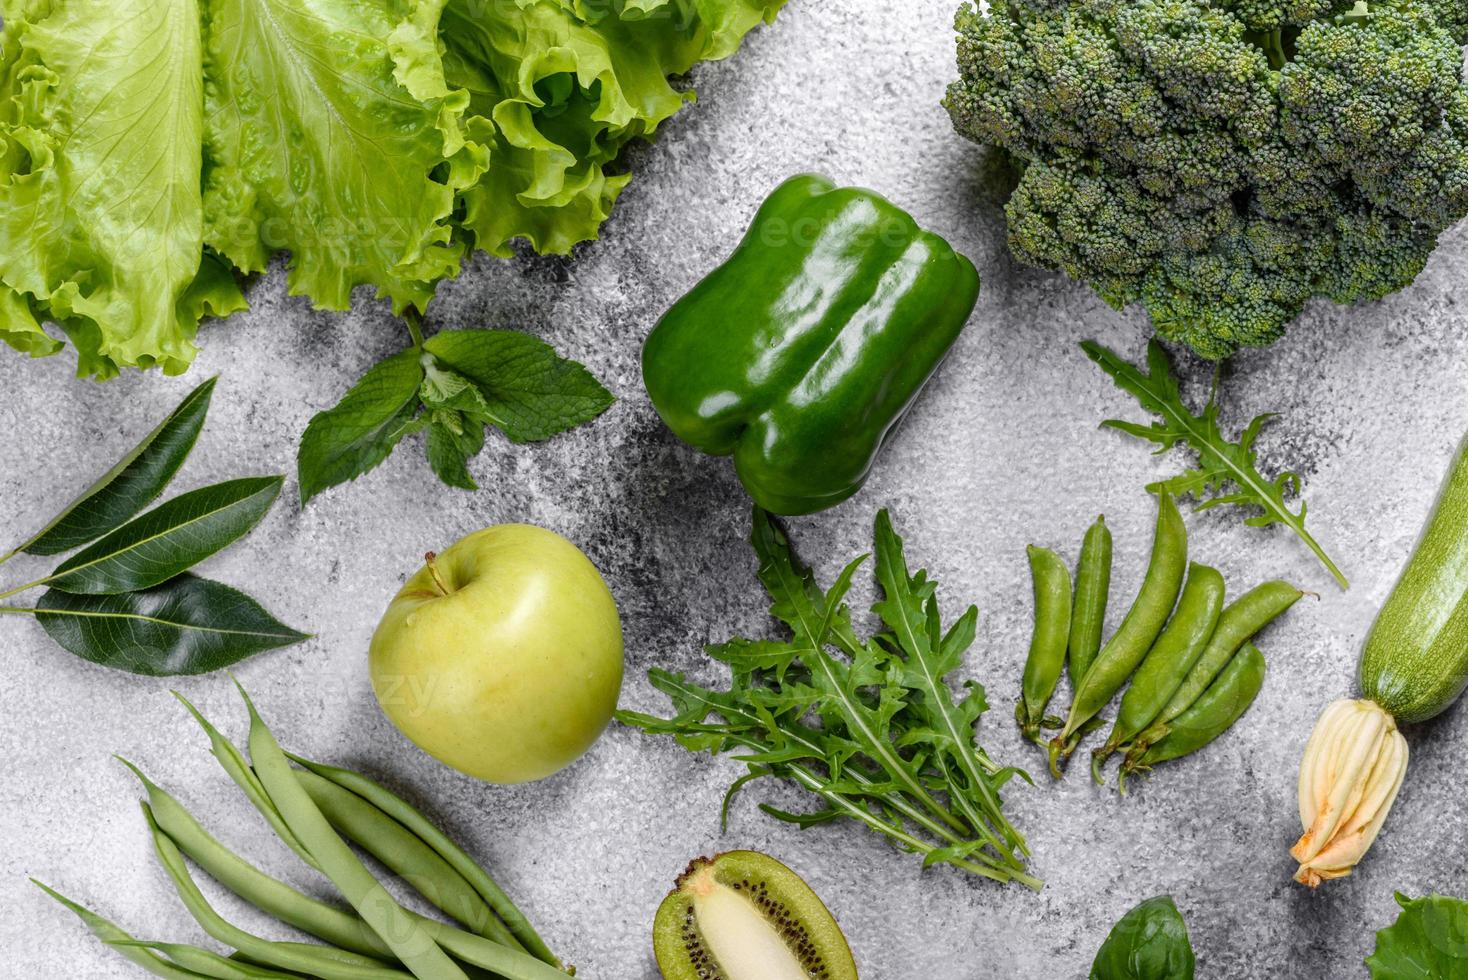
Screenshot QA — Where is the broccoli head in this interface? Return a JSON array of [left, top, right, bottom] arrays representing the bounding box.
[[945, 0, 1468, 357]]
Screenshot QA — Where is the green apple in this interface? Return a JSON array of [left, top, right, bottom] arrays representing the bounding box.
[[369, 524, 623, 784]]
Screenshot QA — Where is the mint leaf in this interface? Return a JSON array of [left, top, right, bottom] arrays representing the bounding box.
[[1082, 339, 1347, 589], [425, 411, 486, 490], [423, 329, 613, 442], [1091, 896, 1195, 980], [1367, 893, 1468, 978], [298, 349, 425, 504]]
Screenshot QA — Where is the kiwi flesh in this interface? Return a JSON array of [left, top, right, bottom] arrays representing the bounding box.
[[652, 850, 858, 980]]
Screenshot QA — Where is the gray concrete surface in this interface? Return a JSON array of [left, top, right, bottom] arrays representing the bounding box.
[[4, 1, 1468, 977]]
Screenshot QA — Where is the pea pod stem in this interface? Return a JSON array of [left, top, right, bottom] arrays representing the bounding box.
[[1053, 493, 1188, 765], [1092, 562, 1225, 781], [1119, 642, 1268, 793], [1067, 515, 1112, 688], [1017, 545, 1072, 745]]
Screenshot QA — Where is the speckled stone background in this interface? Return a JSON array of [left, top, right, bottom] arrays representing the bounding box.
[[4, 2, 1468, 977]]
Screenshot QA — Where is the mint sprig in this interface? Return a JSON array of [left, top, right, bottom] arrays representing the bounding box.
[[298, 324, 612, 503]]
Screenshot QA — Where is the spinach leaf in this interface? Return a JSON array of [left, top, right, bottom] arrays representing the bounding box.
[[1091, 895, 1195, 980], [1367, 893, 1468, 979]]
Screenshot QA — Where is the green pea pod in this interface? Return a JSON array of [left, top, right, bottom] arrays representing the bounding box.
[[1092, 562, 1224, 780], [1053, 493, 1187, 765], [1121, 642, 1267, 790], [1016, 545, 1072, 744], [1068, 515, 1112, 688], [1130, 580, 1300, 755]]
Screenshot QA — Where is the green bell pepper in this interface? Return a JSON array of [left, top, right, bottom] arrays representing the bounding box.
[[642, 174, 980, 515]]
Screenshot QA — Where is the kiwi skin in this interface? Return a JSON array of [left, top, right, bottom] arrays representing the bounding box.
[[652, 850, 858, 980]]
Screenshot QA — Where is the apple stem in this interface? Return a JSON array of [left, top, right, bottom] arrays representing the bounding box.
[[424, 552, 453, 596]]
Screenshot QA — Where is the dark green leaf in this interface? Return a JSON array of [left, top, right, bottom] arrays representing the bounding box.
[[298, 348, 425, 504], [424, 410, 486, 490], [423, 329, 612, 442], [35, 574, 307, 675], [49, 476, 283, 595], [1090, 895, 1195, 980], [13, 377, 214, 557], [1367, 893, 1468, 979], [1082, 339, 1347, 589]]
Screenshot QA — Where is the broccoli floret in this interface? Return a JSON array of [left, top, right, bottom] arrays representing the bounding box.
[[946, 0, 1468, 357]]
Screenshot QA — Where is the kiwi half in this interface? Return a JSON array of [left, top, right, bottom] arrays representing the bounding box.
[[652, 850, 858, 980]]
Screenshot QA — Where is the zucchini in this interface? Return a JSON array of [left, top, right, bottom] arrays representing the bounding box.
[[1359, 436, 1468, 723]]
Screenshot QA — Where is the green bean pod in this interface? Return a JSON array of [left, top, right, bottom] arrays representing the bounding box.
[[1130, 580, 1300, 754], [1053, 493, 1188, 761], [287, 753, 562, 972], [111, 942, 300, 979], [1067, 515, 1112, 688], [142, 803, 414, 980], [1016, 545, 1072, 745], [1120, 642, 1267, 789], [1091, 562, 1224, 779], [295, 769, 523, 952], [35, 880, 219, 980]]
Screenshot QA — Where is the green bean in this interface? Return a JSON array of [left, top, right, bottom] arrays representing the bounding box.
[[1068, 515, 1112, 688], [172, 691, 321, 872], [128, 757, 568, 980], [33, 879, 213, 980], [294, 768, 523, 952], [1053, 493, 1188, 763], [1092, 562, 1224, 780], [120, 757, 394, 959], [110, 942, 300, 979], [287, 753, 560, 972], [237, 686, 470, 980], [1130, 580, 1301, 753], [1016, 545, 1072, 745], [142, 802, 414, 980], [1119, 642, 1267, 792]]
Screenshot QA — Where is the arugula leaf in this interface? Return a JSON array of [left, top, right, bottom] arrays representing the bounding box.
[[201, 0, 486, 313], [1367, 893, 1468, 979], [10, 377, 215, 559], [616, 507, 1039, 888], [423, 330, 613, 442], [36, 574, 308, 676], [0, 0, 246, 378], [1090, 895, 1195, 980], [298, 349, 426, 504], [1082, 339, 1347, 589]]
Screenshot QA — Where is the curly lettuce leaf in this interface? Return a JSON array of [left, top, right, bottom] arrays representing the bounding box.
[[0, 0, 246, 379], [201, 0, 488, 314], [441, 0, 787, 257]]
